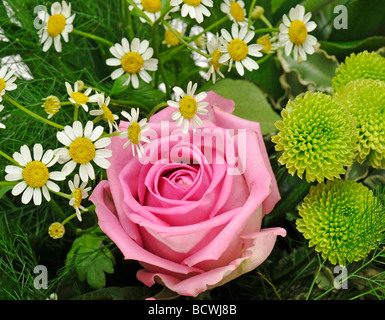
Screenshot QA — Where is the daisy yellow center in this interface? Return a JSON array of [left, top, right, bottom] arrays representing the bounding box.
[[289, 20, 308, 45], [230, 2, 245, 22], [257, 35, 272, 54], [183, 0, 201, 7], [121, 52, 144, 74], [49, 222, 65, 239], [228, 39, 248, 61], [73, 187, 83, 208], [71, 92, 89, 105], [128, 122, 141, 145], [0, 78, 6, 92], [47, 14, 66, 38], [69, 137, 96, 164], [22, 161, 50, 188], [43, 96, 61, 114], [211, 49, 222, 70], [179, 96, 197, 119], [164, 29, 181, 47], [101, 103, 115, 123], [141, 0, 162, 13]]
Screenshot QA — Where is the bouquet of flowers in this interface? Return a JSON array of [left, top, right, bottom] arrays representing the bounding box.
[[1, 0, 385, 301]]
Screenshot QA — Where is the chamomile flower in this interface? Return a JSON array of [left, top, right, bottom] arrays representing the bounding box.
[[206, 34, 226, 83], [257, 34, 280, 54], [278, 4, 317, 61], [36, 1, 75, 52], [48, 222, 65, 239], [89, 93, 119, 134], [218, 23, 263, 76], [55, 121, 112, 183], [129, 0, 179, 23], [0, 65, 17, 101], [220, 0, 248, 26], [5, 144, 66, 206], [171, 0, 213, 24], [106, 38, 158, 89], [168, 81, 209, 133], [65, 81, 98, 112], [68, 174, 91, 221], [120, 108, 150, 158], [0, 105, 5, 129], [42, 95, 61, 119]]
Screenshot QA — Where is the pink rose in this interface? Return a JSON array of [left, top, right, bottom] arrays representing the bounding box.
[[90, 91, 286, 297]]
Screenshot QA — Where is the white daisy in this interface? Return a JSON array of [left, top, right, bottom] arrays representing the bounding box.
[[206, 33, 226, 83], [168, 81, 209, 134], [220, 0, 248, 26], [68, 174, 91, 221], [129, 0, 179, 23], [36, 1, 75, 52], [106, 37, 158, 89], [89, 93, 119, 134], [5, 144, 66, 206], [278, 4, 317, 61], [170, 0, 213, 24], [55, 121, 112, 183], [120, 108, 150, 158], [0, 105, 6, 129], [65, 81, 99, 112], [0, 65, 17, 101], [218, 23, 263, 76]]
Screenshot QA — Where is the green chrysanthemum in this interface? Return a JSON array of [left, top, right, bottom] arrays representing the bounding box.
[[271, 92, 358, 183], [332, 51, 385, 93], [333, 78, 385, 169], [296, 180, 385, 265]]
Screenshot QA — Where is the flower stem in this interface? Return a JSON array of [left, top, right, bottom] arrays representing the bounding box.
[[188, 15, 229, 42], [72, 29, 115, 47], [0, 149, 20, 166], [254, 27, 279, 34], [260, 14, 274, 29], [147, 102, 169, 120], [109, 99, 147, 108], [3, 95, 65, 130], [248, 0, 258, 31], [163, 21, 210, 59], [74, 104, 79, 121]]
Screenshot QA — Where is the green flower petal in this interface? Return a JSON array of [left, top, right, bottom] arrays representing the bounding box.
[[296, 180, 385, 265], [271, 92, 358, 183], [333, 79, 385, 169], [332, 51, 385, 93]]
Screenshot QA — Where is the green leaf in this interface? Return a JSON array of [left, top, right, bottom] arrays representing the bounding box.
[[0, 185, 13, 199], [345, 160, 370, 182], [66, 234, 115, 290], [109, 75, 130, 96], [315, 265, 335, 291], [277, 46, 340, 92], [320, 37, 385, 60], [205, 79, 281, 135], [363, 171, 385, 190]]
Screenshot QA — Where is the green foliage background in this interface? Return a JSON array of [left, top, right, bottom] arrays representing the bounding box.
[[1, 0, 385, 300]]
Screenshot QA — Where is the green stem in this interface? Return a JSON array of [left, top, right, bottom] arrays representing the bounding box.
[[109, 99, 147, 108], [189, 16, 229, 42], [72, 29, 115, 47], [101, 132, 121, 138], [3, 95, 65, 130], [74, 104, 79, 121], [0, 181, 17, 186], [147, 102, 169, 119], [50, 189, 72, 200], [260, 14, 273, 29], [253, 27, 279, 34], [0, 150, 20, 166], [61, 212, 78, 226], [163, 21, 210, 59], [248, 0, 258, 31]]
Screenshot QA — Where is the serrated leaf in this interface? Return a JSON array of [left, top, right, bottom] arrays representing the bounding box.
[[205, 79, 281, 135], [277, 46, 340, 92], [66, 234, 115, 290]]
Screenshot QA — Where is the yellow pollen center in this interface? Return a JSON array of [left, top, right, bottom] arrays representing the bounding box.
[[230, 2, 245, 22], [288, 20, 308, 45], [71, 92, 89, 105], [0, 78, 6, 92], [183, 0, 202, 7], [211, 49, 222, 70], [101, 103, 115, 123], [47, 14, 66, 37], [69, 137, 96, 164], [49, 222, 65, 239], [128, 122, 141, 145], [257, 35, 272, 54], [228, 39, 248, 61], [22, 161, 50, 188], [179, 96, 197, 119], [164, 29, 181, 47], [121, 52, 144, 74], [73, 188, 83, 208], [141, 0, 162, 13], [43, 96, 61, 115]]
